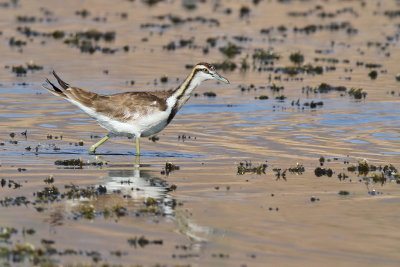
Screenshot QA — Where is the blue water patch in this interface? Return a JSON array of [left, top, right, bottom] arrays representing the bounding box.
[[315, 101, 400, 128], [39, 124, 57, 128], [54, 111, 77, 115], [345, 139, 369, 144], [371, 132, 400, 142], [356, 127, 375, 131], [69, 122, 91, 125], [278, 126, 294, 131], [238, 115, 279, 122], [294, 135, 312, 139], [381, 151, 400, 155], [373, 132, 396, 138], [320, 116, 381, 126], [180, 100, 277, 115], [296, 124, 316, 129], [233, 123, 257, 128], [0, 113, 40, 118]]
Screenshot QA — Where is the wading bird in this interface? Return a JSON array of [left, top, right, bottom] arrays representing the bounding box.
[[43, 63, 229, 155]]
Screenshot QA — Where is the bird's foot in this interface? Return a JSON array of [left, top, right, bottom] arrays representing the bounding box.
[[88, 146, 96, 154]]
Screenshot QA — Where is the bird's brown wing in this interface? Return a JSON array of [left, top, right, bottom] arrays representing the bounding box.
[[90, 91, 171, 122]]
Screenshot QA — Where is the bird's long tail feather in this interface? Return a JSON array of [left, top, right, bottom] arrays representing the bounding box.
[[42, 71, 70, 98]]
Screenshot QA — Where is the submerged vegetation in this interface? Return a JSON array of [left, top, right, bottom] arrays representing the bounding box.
[[237, 161, 267, 175]]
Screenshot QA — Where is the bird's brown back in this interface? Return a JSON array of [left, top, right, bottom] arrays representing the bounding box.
[[66, 87, 173, 122]]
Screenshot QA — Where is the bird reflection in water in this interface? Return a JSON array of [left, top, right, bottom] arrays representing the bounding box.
[[96, 156, 176, 216]]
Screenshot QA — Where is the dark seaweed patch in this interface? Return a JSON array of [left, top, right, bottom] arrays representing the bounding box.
[[54, 158, 105, 168], [161, 162, 180, 175], [314, 167, 333, 177], [275, 64, 323, 75], [293, 21, 357, 35], [348, 88, 367, 99], [237, 161, 267, 175], [9, 62, 42, 76], [288, 163, 305, 174], [75, 9, 90, 18], [203, 91, 217, 97], [289, 52, 305, 65], [368, 70, 378, 80], [213, 60, 237, 71], [219, 42, 242, 58], [127, 236, 163, 248], [303, 101, 323, 108], [9, 37, 26, 46]]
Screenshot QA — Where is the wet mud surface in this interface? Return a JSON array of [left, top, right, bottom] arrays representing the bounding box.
[[1, 0, 400, 266]]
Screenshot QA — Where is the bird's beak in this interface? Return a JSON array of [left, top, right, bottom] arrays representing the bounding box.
[[213, 72, 230, 84]]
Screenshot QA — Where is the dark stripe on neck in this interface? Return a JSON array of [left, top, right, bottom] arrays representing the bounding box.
[[175, 68, 201, 100], [167, 102, 179, 124]]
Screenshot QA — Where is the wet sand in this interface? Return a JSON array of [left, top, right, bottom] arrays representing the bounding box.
[[1, 0, 400, 266]]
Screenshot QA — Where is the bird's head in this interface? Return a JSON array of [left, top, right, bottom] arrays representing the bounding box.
[[193, 62, 229, 84]]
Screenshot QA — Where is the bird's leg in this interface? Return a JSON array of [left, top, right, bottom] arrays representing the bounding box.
[[135, 154, 140, 167], [135, 137, 140, 156], [89, 135, 109, 154]]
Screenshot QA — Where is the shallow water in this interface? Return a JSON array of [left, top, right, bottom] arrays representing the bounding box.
[[1, 0, 400, 266]]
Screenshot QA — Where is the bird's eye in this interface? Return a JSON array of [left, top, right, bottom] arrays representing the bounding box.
[[203, 68, 209, 73]]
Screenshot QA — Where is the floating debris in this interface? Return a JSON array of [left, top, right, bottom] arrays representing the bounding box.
[[54, 158, 105, 168], [252, 48, 280, 63], [237, 161, 267, 175], [43, 175, 54, 184], [314, 167, 333, 177], [276, 64, 323, 75], [275, 95, 286, 101], [0, 179, 22, 189], [76, 204, 96, 220], [9, 37, 26, 47], [203, 92, 216, 97], [75, 9, 90, 18], [162, 162, 180, 175], [256, 95, 269, 100], [35, 186, 60, 202], [347, 160, 375, 175], [177, 134, 195, 142], [303, 101, 323, 108], [127, 236, 163, 248], [0, 196, 30, 207], [288, 163, 305, 174], [305, 83, 347, 94], [11, 65, 27, 76], [213, 60, 237, 71], [348, 88, 367, 99], [368, 70, 378, 80], [10, 62, 43, 76], [310, 196, 320, 202], [148, 135, 159, 142], [219, 42, 242, 58], [269, 83, 284, 92], [293, 21, 357, 35], [289, 52, 305, 65], [239, 6, 250, 18]]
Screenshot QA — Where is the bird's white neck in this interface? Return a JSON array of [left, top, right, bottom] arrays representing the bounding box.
[[171, 69, 203, 110]]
